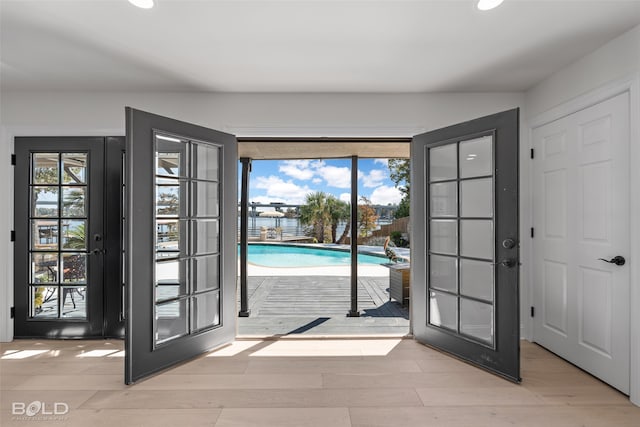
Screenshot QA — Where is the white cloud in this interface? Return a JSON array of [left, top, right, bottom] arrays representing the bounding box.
[[315, 164, 351, 188], [374, 159, 389, 167], [312, 178, 322, 184], [278, 160, 315, 180], [359, 168, 387, 188], [253, 175, 312, 204], [368, 185, 402, 205], [339, 193, 351, 203]]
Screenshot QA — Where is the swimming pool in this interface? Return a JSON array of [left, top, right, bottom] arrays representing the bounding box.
[[243, 244, 387, 268]]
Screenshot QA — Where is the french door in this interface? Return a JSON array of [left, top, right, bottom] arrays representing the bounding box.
[[125, 108, 237, 384], [14, 137, 125, 338], [411, 109, 520, 381]]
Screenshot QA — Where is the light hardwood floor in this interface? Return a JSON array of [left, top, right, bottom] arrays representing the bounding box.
[[1, 338, 638, 426]]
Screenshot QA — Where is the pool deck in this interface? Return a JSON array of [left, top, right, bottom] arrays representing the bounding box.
[[237, 269, 410, 337], [237, 244, 411, 336]]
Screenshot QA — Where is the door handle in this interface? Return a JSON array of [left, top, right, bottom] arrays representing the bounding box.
[[496, 259, 517, 268], [91, 248, 105, 255], [502, 238, 517, 249], [598, 256, 625, 266]]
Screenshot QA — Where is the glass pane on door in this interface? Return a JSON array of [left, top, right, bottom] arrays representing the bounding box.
[[28, 152, 89, 320], [427, 135, 496, 346], [153, 133, 222, 347]]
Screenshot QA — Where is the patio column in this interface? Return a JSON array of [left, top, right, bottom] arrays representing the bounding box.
[[348, 155, 360, 317], [239, 157, 251, 317]]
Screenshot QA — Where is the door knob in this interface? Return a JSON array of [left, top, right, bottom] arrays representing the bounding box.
[[598, 256, 625, 266], [502, 238, 517, 249], [496, 259, 517, 268], [91, 248, 105, 255]]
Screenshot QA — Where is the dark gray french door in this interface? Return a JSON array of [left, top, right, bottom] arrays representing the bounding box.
[[14, 137, 125, 338], [125, 108, 237, 384], [411, 109, 520, 382]]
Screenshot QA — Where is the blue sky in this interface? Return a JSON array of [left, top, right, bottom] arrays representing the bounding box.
[[244, 159, 402, 206]]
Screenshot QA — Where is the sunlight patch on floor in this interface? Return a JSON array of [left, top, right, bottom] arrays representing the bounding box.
[[76, 349, 121, 358], [206, 340, 263, 357], [248, 339, 402, 357], [1, 349, 49, 359]]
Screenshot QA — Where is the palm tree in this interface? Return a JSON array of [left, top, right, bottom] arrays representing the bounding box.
[[299, 191, 331, 242], [327, 197, 350, 244]]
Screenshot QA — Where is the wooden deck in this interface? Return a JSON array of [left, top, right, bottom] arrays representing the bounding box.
[[238, 276, 410, 336]]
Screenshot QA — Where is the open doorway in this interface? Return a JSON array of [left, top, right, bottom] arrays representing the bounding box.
[[236, 139, 411, 337]]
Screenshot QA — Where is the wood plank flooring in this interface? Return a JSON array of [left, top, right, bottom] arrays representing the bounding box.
[[1, 339, 638, 426]]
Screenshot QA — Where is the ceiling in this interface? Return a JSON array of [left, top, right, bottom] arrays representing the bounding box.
[[1, 0, 639, 93], [238, 139, 411, 159]]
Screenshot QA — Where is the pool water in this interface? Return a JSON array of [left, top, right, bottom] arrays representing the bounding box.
[[243, 244, 387, 268]]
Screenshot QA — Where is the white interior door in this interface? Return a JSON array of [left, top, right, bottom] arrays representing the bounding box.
[[532, 92, 630, 393]]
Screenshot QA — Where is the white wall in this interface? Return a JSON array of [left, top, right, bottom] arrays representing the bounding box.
[[524, 24, 640, 405], [526, 25, 640, 116], [0, 91, 524, 342]]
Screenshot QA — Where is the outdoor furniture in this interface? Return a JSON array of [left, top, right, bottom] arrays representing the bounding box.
[[384, 262, 410, 306]]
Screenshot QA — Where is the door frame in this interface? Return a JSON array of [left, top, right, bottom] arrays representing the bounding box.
[[13, 137, 106, 337], [527, 73, 640, 405], [11, 136, 126, 338]]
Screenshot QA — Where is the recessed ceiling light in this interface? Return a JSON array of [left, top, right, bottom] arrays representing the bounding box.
[[128, 0, 154, 9], [477, 0, 504, 11]]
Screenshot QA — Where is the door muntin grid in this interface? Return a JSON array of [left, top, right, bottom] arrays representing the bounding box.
[[153, 132, 222, 347], [427, 134, 496, 347], [28, 152, 89, 320]]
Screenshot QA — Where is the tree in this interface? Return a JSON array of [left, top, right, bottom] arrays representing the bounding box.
[[299, 191, 331, 242], [327, 197, 350, 244], [300, 192, 351, 243], [357, 196, 378, 237], [388, 158, 410, 218]]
